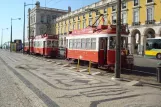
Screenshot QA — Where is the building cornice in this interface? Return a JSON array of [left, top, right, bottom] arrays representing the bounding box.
[[56, 0, 117, 22]]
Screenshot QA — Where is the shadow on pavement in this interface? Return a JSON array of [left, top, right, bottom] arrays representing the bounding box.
[[122, 65, 156, 77]]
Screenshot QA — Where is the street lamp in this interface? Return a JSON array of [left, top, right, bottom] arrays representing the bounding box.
[[1, 28, 8, 49], [10, 18, 21, 52], [23, 2, 38, 54]]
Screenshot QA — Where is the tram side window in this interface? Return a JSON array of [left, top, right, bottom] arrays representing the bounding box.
[[51, 41, 54, 47], [47, 41, 51, 47], [109, 37, 116, 49], [54, 41, 58, 47], [69, 39, 73, 49], [66, 39, 68, 47], [91, 38, 96, 50], [73, 39, 77, 49], [86, 38, 91, 49], [76, 39, 81, 49], [37, 41, 39, 47], [81, 38, 86, 49]]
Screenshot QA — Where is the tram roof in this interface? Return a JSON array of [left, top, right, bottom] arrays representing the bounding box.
[[69, 25, 129, 36]]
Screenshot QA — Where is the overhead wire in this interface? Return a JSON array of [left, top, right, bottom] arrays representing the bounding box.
[[48, 0, 63, 6]]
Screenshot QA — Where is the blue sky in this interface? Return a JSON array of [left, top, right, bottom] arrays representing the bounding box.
[[0, 0, 99, 44]]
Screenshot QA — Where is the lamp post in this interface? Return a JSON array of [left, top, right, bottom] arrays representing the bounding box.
[[23, 2, 38, 54], [115, 0, 122, 79], [10, 18, 21, 52], [1, 28, 8, 49], [28, 8, 31, 55]]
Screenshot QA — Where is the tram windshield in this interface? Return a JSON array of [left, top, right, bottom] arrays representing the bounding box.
[[146, 39, 161, 50], [47, 40, 58, 47], [109, 36, 128, 49], [47, 41, 52, 47]]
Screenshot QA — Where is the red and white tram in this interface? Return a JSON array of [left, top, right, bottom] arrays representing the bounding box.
[[66, 25, 131, 69], [33, 34, 59, 57], [24, 37, 34, 53]]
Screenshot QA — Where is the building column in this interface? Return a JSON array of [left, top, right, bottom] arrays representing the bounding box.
[[128, 35, 133, 54], [140, 35, 146, 56]]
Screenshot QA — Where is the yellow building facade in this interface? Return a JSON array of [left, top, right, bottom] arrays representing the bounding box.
[[55, 0, 161, 54]]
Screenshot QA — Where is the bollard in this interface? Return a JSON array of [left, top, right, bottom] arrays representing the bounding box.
[[88, 60, 91, 75], [156, 66, 161, 83], [77, 59, 80, 71]]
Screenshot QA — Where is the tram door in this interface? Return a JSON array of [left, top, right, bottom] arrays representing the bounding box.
[[99, 38, 107, 65], [43, 41, 46, 56]]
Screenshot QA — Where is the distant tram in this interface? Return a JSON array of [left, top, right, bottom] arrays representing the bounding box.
[[33, 34, 59, 57], [24, 34, 59, 57], [24, 37, 34, 53]]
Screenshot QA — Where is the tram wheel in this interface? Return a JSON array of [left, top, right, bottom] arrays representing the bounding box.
[[156, 53, 161, 59]]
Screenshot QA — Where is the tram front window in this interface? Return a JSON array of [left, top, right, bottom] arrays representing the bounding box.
[[51, 41, 58, 47], [47, 41, 52, 47], [109, 36, 127, 49]]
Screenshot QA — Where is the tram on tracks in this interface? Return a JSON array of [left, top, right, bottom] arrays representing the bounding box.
[[33, 34, 59, 57], [66, 24, 133, 70], [24, 37, 34, 53]]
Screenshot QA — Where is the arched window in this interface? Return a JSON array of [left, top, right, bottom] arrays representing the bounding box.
[[47, 15, 51, 23]]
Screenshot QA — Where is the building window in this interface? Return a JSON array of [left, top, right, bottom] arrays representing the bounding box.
[[147, 0, 153, 3], [68, 24, 70, 32], [73, 18, 75, 22], [103, 16, 107, 25], [78, 16, 80, 20], [89, 12, 92, 17], [77, 23, 80, 29], [96, 19, 99, 26], [89, 19, 92, 26], [96, 11, 99, 16], [104, 8, 107, 14], [47, 15, 51, 23], [64, 25, 66, 33], [112, 14, 116, 24], [122, 13, 127, 24], [52, 15, 56, 19], [122, 2, 126, 9], [134, 0, 139, 6], [83, 14, 86, 19], [83, 21, 86, 28], [73, 23, 75, 30], [133, 10, 139, 22], [147, 7, 153, 21], [112, 5, 116, 11], [41, 15, 44, 23]]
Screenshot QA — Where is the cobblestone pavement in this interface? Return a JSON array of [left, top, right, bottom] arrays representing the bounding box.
[[0, 50, 161, 107]]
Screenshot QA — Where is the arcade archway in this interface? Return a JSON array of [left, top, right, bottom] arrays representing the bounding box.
[[131, 29, 141, 54]]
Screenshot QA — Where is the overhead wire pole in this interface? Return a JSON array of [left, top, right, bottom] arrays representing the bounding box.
[[28, 8, 31, 55], [115, 0, 122, 78]]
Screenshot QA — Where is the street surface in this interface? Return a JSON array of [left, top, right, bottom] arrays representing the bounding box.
[[0, 50, 161, 107]]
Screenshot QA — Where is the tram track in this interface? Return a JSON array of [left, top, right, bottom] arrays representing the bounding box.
[[2, 50, 158, 84]]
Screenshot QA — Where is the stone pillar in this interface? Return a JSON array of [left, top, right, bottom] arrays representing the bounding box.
[[141, 35, 146, 56]]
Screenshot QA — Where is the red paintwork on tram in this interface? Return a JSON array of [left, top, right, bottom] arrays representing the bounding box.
[[33, 34, 59, 57], [66, 25, 129, 68]]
